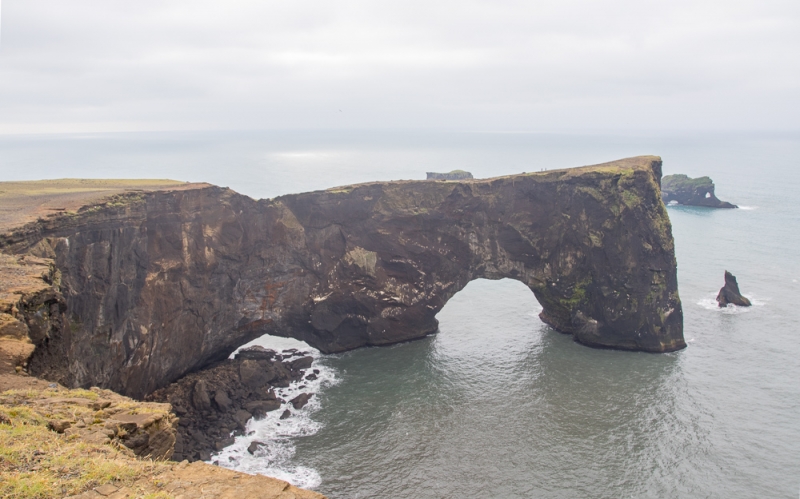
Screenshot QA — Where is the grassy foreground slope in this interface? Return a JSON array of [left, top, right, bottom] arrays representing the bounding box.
[[0, 378, 327, 499]]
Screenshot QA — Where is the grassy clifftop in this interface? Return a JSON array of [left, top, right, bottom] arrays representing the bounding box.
[[0, 179, 210, 233]]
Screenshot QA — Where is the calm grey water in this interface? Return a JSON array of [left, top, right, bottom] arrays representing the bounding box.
[[2, 130, 799, 498]]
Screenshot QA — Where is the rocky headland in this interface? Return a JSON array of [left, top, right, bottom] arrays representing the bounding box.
[[661, 174, 737, 208], [0, 156, 685, 496], [0, 156, 684, 400]]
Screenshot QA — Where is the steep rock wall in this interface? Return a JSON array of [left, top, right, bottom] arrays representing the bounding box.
[[0, 156, 684, 398]]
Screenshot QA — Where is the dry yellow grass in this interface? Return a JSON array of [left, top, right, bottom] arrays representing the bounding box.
[[0, 389, 174, 499], [0, 178, 210, 233]]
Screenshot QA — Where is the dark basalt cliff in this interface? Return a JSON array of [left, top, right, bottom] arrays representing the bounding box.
[[661, 174, 737, 208], [0, 156, 684, 398]]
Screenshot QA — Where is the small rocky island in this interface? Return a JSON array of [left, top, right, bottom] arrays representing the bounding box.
[[717, 271, 752, 307], [426, 170, 473, 180], [661, 174, 737, 208]]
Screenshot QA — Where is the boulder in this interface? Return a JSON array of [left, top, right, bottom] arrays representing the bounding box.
[[239, 360, 271, 388], [235, 346, 277, 361], [214, 437, 235, 451], [233, 409, 252, 430], [247, 440, 265, 455], [244, 399, 281, 418], [47, 419, 71, 433], [289, 356, 313, 371], [290, 393, 312, 410], [716, 271, 752, 307], [213, 390, 232, 412], [191, 380, 212, 411]]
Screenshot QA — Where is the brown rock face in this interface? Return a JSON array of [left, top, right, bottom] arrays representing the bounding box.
[[0, 156, 685, 398], [0, 254, 67, 378], [716, 271, 752, 307]]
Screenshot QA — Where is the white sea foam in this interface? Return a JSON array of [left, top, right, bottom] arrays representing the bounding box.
[[212, 335, 339, 489], [738, 205, 758, 210], [230, 335, 314, 359], [697, 292, 767, 314]]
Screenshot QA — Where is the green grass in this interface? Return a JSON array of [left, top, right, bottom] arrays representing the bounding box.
[[0, 388, 174, 499]]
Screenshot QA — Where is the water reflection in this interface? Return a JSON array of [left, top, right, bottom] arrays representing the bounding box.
[[292, 279, 704, 498], [523, 330, 696, 498]]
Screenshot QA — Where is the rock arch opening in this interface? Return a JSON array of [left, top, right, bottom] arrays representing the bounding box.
[[433, 278, 545, 356]]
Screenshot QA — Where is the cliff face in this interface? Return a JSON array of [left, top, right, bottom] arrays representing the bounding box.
[[0, 156, 684, 398]]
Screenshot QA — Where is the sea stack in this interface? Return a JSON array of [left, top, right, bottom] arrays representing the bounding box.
[[716, 271, 752, 307]]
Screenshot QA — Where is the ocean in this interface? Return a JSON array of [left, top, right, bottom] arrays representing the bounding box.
[[1, 130, 799, 498]]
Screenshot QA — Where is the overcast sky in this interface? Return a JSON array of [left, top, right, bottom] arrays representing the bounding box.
[[0, 0, 798, 134]]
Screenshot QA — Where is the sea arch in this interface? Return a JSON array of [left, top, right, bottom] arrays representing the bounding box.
[[268, 156, 684, 355], [8, 156, 685, 398]]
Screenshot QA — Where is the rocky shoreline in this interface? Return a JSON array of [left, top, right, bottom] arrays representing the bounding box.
[[147, 345, 319, 463]]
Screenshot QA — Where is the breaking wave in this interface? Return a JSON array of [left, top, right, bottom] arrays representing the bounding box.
[[697, 292, 767, 314], [209, 335, 339, 489]]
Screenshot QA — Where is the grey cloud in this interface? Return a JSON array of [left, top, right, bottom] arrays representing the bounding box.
[[0, 0, 798, 133]]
